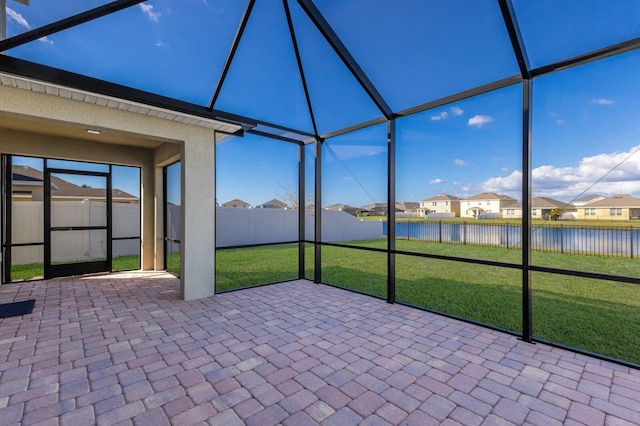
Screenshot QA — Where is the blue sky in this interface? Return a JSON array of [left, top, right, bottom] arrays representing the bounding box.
[[5, 1, 640, 207]]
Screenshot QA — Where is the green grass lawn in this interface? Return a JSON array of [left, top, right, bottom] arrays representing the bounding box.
[[9, 255, 141, 281], [215, 245, 300, 291]]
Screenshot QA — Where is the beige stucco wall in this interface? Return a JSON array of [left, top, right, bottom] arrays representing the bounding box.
[[577, 208, 630, 220], [418, 201, 461, 217], [0, 128, 156, 268], [0, 83, 222, 299], [181, 140, 215, 300]]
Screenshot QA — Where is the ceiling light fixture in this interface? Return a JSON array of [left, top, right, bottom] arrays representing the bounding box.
[[86, 129, 101, 135]]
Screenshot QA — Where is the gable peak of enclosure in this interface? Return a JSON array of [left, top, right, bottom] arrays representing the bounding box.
[[2, 1, 639, 140]]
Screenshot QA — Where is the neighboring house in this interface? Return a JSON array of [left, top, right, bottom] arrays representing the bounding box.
[[577, 194, 640, 220], [501, 197, 577, 219], [222, 199, 252, 208], [12, 165, 138, 203], [418, 193, 462, 217], [572, 194, 605, 207], [259, 199, 287, 209], [461, 192, 517, 218], [396, 202, 420, 215], [326, 204, 360, 216], [360, 203, 402, 217]]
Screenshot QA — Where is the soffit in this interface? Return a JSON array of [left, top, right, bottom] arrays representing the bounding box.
[[0, 72, 241, 148]]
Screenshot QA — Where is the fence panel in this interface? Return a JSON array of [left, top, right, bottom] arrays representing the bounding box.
[[388, 221, 638, 258], [215, 208, 382, 247], [11, 201, 140, 264]]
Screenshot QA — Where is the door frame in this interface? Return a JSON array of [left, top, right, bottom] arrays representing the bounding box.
[[44, 166, 113, 279]]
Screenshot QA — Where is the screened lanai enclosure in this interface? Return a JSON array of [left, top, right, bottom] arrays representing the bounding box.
[[0, 1, 639, 368]]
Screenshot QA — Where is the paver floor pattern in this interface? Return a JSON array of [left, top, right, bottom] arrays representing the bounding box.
[[0, 271, 638, 425]]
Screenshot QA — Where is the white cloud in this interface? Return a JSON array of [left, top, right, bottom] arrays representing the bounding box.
[[156, 41, 165, 47], [454, 159, 467, 167], [430, 107, 464, 121], [591, 98, 614, 105], [431, 111, 448, 121], [7, 8, 30, 29], [467, 115, 494, 128], [450, 106, 464, 116], [7, 8, 53, 44], [430, 178, 444, 184], [481, 145, 640, 199], [139, 3, 161, 21]]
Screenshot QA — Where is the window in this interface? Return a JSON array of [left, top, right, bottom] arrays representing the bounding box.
[[445, 201, 449, 206], [610, 208, 622, 216], [432, 201, 437, 206], [585, 208, 596, 216], [532, 209, 537, 216]]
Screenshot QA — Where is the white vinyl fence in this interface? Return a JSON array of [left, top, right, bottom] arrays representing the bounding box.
[[11, 203, 382, 264], [12, 201, 140, 265], [215, 207, 382, 247]]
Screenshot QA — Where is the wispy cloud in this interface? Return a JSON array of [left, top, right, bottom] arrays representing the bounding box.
[[7, 8, 29, 29], [7, 8, 53, 44], [155, 41, 165, 48], [454, 159, 467, 166], [431, 111, 448, 121], [547, 111, 565, 125], [467, 115, 493, 128], [430, 106, 464, 122], [139, 3, 161, 22], [430, 178, 444, 184], [591, 98, 614, 105], [481, 145, 640, 199], [450, 106, 464, 116]]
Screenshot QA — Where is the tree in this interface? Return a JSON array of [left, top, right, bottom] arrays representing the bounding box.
[[549, 207, 564, 221], [276, 183, 312, 209]]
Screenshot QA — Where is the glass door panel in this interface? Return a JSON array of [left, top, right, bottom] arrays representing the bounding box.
[[50, 173, 107, 227], [46, 169, 111, 278], [51, 229, 108, 264]]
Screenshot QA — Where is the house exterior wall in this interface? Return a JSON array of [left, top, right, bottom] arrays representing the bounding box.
[[462, 199, 510, 218], [0, 83, 225, 300], [420, 200, 461, 216], [577, 207, 632, 220], [502, 207, 523, 218]]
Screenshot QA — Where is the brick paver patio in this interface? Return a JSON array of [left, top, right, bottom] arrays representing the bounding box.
[[0, 271, 638, 425]]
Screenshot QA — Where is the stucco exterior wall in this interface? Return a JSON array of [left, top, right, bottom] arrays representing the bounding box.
[[181, 138, 215, 300], [0, 83, 222, 299], [577, 207, 631, 220]]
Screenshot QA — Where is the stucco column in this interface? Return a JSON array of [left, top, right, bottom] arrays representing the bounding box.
[[181, 136, 215, 300], [140, 162, 156, 271]]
